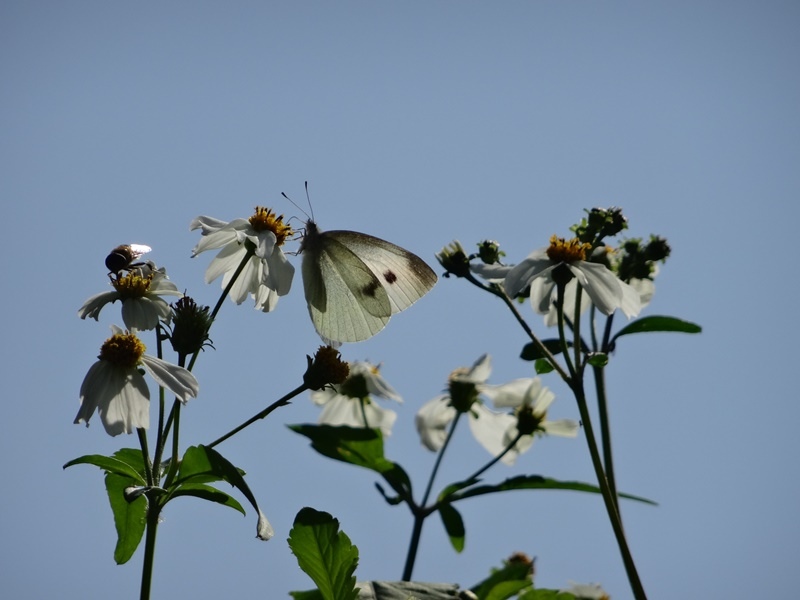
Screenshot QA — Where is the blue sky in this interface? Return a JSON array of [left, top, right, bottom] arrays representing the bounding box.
[[2, 2, 798, 598]]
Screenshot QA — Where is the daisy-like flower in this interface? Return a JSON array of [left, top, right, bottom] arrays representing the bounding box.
[[79, 265, 183, 331], [190, 207, 295, 312], [479, 377, 578, 465], [504, 235, 642, 320], [416, 353, 495, 452], [416, 355, 577, 465], [75, 325, 199, 436], [310, 361, 402, 437]]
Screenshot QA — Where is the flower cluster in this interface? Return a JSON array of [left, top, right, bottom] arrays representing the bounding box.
[[416, 354, 578, 465]]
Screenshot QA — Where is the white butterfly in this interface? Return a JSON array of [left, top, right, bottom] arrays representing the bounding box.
[[299, 220, 437, 344]]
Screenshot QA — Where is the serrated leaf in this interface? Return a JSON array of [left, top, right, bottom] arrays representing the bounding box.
[[612, 315, 702, 341], [288, 507, 359, 600], [63, 453, 146, 483], [170, 483, 246, 515], [438, 503, 465, 552], [448, 475, 657, 506], [105, 473, 147, 564], [520, 339, 569, 361], [289, 425, 412, 500]]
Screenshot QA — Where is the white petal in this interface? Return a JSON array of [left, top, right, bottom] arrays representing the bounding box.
[[262, 250, 295, 296], [464, 354, 492, 384], [503, 249, 551, 297], [204, 243, 248, 284], [190, 215, 228, 234], [618, 278, 643, 318], [481, 378, 536, 408], [141, 355, 199, 404], [78, 290, 120, 321], [529, 271, 557, 314], [467, 404, 517, 460], [470, 262, 512, 283], [415, 396, 456, 451], [569, 261, 623, 316], [541, 419, 580, 438], [99, 370, 151, 436]]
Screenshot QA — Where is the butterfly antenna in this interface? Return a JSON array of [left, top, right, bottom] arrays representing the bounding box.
[[304, 181, 315, 222], [281, 190, 311, 222]]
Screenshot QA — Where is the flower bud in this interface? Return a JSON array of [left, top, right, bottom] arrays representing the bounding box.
[[303, 346, 350, 391], [436, 240, 471, 278], [476, 240, 505, 265], [169, 296, 213, 355]]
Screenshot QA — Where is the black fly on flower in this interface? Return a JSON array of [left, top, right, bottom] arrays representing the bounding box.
[[105, 244, 153, 278]]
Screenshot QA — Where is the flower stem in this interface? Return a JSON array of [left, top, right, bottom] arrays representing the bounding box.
[[139, 495, 161, 600], [572, 378, 647, 599], [402, 412, 462, 581], [207, 384, 308, 449]]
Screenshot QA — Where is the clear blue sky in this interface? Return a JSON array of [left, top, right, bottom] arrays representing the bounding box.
[[2, 2, 798, 598]]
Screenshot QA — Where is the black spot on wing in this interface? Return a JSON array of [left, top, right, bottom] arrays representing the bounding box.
[[362, 280, 381, 297], [383, 270, 398, 284]]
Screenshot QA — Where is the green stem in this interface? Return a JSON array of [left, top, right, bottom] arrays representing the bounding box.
[[207, 384, 308, 449], [573, 378, 647, 599], [139, 495, 161, 600], [402, 412, 462, 581], [592, 363, 619, 512], [462, 430, 524, 483]]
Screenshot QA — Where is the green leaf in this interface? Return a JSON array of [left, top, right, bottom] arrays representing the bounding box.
[[438, 503, 465, 553], [612, 315, 702, 341], [170, 445, 270, 538], [470, 557, 533, 600], [520, 339, 569, 361], [534, 358, 555, 375], [104, 473, 147, 564], [288, 507, 359, 600], [63, 452, 146, 483], [586, 352, 609, 367], [448, 474, 657, 506], [484, 580, 534, 600], [170, 483, 246, 515], [289, 425, 412, 500]]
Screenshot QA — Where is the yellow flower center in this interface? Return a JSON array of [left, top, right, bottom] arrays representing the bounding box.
[[545, 235, 591, 263], [98, 333, 145, 368], [249, 207, 294, 246], [112, 271, 153, 298]]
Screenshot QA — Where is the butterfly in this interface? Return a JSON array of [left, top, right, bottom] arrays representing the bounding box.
[[299, 219, 437, 344]]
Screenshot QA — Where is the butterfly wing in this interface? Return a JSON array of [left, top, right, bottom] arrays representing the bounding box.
[[327, 230, 438, 315], [302, 231, 393, 343]]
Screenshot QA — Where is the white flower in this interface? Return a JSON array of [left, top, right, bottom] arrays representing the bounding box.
[[415, 354, 509, 453], [79, 266, 183, 331], [74, 326, 199, 436], [561, 581, 610, 600], [310, 361, 402, 437], [190, 207, 295, 312], [416, 355, 577, 464], [480, 377, 578, 465], [504, 236, 641, 320]]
